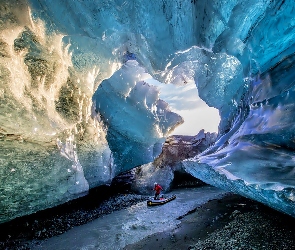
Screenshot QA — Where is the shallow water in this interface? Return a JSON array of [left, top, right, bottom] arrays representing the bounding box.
[[33, 186, 228, 250]]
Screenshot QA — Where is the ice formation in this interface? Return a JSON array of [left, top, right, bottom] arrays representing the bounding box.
[[1, 0, 295, 223], [93, 60, 183, 173]]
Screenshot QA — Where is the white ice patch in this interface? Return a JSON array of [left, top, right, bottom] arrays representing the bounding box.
[[57, 136, 89, 195]]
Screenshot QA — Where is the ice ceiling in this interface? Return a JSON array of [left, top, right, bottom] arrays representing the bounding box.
[[0, 0, 295, 223]]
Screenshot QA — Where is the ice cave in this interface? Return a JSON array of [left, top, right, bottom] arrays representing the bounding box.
[[0, 0, 295, 226]]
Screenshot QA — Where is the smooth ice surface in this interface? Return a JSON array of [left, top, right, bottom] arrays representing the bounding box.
[[1, 0, 295, 222], [34, 187, 228, 250]]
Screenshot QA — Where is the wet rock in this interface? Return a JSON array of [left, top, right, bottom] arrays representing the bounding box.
[[0, 192, 147, 249], [128, 130, 216, 195]]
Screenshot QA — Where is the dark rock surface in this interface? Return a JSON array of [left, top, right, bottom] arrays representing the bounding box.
[[124, 193, 295, 250], [154, 130, 217, 168], [127, 130, 216, 194], [171, 171, 207, 189], [3, 186, 295, 250], [0, 171, 201, 249], [0, 185, 146, 250]]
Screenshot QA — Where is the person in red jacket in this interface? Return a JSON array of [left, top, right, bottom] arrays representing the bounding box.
[[153, 182, 163, 200]]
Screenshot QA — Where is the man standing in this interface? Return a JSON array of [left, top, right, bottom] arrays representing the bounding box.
[[153, 182, 163, 200]]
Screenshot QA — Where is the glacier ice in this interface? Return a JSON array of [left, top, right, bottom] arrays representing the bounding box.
[[182, 0, 295, 218], [1, 0, 295, 223], [0, 0, 114, 223], [93, 60, 183, 173]]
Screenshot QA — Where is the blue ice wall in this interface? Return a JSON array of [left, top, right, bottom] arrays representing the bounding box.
[[183, 0, 295, 217], [1, 0, 295, 223], [93, 60, 183, 173]]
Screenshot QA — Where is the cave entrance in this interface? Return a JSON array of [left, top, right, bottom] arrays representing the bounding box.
[[145, 77, 220, 136]]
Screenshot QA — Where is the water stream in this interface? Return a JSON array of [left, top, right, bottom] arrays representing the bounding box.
[[34, 186, 228, 250]]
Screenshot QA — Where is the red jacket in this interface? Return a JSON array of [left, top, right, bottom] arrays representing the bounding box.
[[154, 184, 163, 194]]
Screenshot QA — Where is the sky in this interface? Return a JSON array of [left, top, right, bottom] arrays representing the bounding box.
[[145, 78, 220, 135]]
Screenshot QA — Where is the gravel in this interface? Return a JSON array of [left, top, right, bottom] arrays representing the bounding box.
[[124, 193, 295, 250], [190, 209, 295, 250], [0, 190, 147, 250], [3, 186, 295, 250]]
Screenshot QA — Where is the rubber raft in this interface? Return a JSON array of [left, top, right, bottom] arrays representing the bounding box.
[[147, 195, 176, 206]]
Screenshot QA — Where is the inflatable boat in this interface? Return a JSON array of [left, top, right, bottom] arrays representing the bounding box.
[[147, 195, 176, 206]]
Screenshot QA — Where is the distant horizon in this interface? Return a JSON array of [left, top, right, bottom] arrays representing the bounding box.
[[145, 78, 220, 136], [171, 106, 219, 135]]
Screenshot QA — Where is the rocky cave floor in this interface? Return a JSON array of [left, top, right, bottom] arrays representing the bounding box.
[[2, 183, 295, 250], [124, 193, 295, 250], [0, 184, 148, 250]]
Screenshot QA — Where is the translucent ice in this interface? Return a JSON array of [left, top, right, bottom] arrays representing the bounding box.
[[93, 60, 183, 173], [1, 0, 295, 223]]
